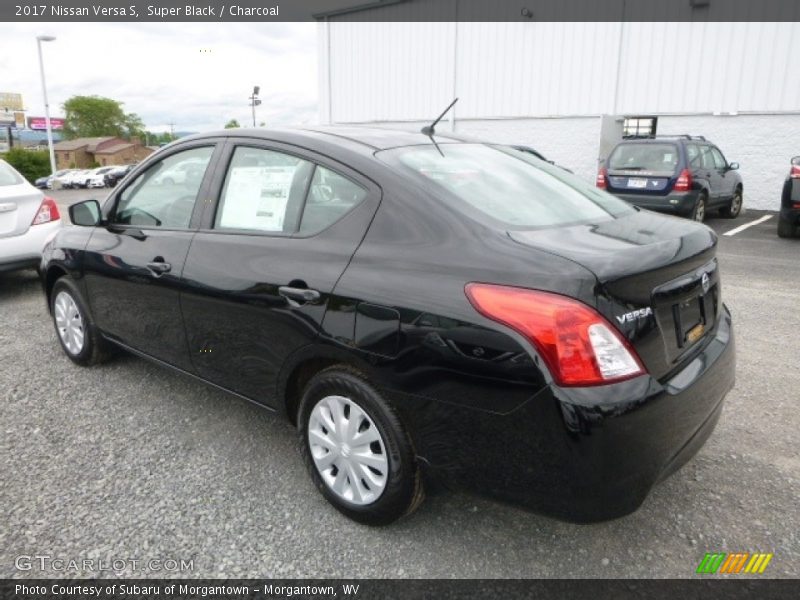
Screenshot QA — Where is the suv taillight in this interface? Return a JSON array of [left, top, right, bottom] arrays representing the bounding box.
[[31, 196, 60, 226], [465, 283, 645, 387], [673, 168, 692, 192], [791, 165, 800, 179], [595, 167, 608, 189]]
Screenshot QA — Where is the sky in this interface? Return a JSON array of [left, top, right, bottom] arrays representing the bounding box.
[[1, 22, 319, 134]]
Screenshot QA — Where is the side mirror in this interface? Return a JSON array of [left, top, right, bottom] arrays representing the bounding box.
[[728, 162, 739, 170], [791, 156, 800, 166], [69, 199, 102, 227]]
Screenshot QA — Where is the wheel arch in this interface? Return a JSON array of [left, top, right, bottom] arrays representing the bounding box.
[[44, 265, 68, 310]]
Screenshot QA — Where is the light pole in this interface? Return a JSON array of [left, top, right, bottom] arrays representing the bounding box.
[[36, 34, 57, 175], [249, 86, 261, 127]]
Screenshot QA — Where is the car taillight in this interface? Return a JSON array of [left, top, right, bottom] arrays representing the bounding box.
[[791, 165, 800, 179], [673, 168, 692, 192], [465, 283, 645, 387], [595, 167, 608, 189], [31, 196, 60, 225]]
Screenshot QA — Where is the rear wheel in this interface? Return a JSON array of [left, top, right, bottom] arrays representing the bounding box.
[[691, 193, 707, 222], [298, 367, 424, 525], [777, 216, 795, 238], [51, 278, 113, 366], [720, 189, 743, 218]]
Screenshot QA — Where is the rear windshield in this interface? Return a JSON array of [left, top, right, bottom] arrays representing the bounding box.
[[608, 143, 679, 173], [378, 144, 633, 229], [0, 161, 24, 186]]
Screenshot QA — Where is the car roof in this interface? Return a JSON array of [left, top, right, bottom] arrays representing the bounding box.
[[178, 126, 473, 153]]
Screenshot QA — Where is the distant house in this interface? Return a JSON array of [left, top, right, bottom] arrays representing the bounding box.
[[54, 137, 154, 169]]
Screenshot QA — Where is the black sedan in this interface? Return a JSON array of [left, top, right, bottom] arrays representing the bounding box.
[[40, 127, 735, 525], [778, 156, 800, 238]]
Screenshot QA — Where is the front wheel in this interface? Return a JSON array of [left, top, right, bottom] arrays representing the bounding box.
[[298, 367, 424, 525], [51, 278, 113, 366], [720, 189, 743, 218]]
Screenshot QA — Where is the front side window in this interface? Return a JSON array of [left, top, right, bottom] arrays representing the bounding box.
[[115, 146, 214, 228], [380, 144, 633, 230], [710, 147, 727, 170]]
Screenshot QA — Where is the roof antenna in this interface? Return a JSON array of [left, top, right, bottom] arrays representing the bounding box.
[[421, 97, 458, 137]]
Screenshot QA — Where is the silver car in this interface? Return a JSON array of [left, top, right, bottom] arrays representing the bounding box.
[[0, 160, 63, 272]]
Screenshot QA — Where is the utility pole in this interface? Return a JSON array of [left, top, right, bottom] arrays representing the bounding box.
[[249, 86, 261, 127]]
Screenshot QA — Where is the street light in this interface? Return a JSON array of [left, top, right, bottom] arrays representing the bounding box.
[[36, 34, 57, 175], [249, 85, 261, 127]]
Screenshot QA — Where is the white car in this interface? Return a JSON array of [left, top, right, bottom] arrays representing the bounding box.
[[86, 166, 114, 189], [51, 169, 78, 189], [0, 160, 62, 273], [71, 169, 95, 189]]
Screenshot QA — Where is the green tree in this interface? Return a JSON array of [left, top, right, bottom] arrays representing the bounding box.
[[62, 95, 145, 140], [224, 119, 240, 129], [2, 148, 51, 183]]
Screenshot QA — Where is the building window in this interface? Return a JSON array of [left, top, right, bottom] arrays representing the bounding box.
[[623, 116, 658, 138]]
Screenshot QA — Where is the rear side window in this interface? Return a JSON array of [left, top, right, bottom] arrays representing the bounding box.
[[608, 143, 679, 172], [298, 166, 368, 235], [380, 144, 633, 230], [0, 161, 24, 186]]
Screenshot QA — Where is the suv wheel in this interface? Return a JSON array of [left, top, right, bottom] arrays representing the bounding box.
[[692, 193, 707, 222], [777, 216, 795, 238], [720, 189, 743, 219], [51, 278, 113, 366], [298, 367, 424, 525]]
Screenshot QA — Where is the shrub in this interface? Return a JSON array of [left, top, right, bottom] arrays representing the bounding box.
[[2, 148, 51, 183]]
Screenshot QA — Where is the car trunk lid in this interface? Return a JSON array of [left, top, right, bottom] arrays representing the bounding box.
[[0, 183, 44, 239], [508, 210, 720, 381]]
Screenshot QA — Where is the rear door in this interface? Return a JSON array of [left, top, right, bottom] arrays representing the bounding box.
[[606, 143, 679, 196], [180, 140, 381, 406], [83, 142, 222, 370], [0, 161, 43, 241]]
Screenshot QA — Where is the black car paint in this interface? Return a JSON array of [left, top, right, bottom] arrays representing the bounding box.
[[40, 128, 735, 522], [778, 160, 800, 236]]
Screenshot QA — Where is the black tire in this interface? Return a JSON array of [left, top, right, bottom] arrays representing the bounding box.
[[691, 193, 707, 222], [777, 216, 795, 238], [50, 277, 113, 366], [720, 189, 743, 219], [297, 366, 424, 525]]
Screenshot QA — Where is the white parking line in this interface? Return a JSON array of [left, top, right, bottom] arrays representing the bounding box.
[[722, 214, 773, 237]]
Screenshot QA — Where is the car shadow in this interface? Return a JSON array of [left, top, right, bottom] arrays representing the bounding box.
[[0, 269, 42, 301]]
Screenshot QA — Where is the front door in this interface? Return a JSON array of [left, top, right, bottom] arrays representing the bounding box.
[[83, 143, 220, 370]]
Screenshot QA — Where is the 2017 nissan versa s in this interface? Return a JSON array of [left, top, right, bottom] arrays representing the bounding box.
[[41, 128, 735, 525]]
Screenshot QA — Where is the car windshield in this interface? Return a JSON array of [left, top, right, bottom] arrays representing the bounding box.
[[608, 143, 679, 172], [379, 144, 633, 229], [0, 161, 24, 186]]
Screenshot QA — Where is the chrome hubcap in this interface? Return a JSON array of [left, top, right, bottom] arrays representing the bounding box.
[[54, 291, 84, 355], [695, 201, 705, 221], [732, 194, 742, 213], [308, 395, 388, 506]]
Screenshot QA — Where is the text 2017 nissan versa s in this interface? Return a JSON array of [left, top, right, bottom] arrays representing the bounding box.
[[41, 128, 735, 525]]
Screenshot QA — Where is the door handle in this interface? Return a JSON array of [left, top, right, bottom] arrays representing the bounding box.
[[146, 259, 172, 276], [278, 286, 321, 305]]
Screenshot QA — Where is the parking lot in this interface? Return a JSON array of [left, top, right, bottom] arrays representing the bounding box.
[[1, 189, 798, 579]]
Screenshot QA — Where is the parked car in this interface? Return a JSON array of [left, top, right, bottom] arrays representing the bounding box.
[[778, 155, 800, 238], [41, 128, 735, 525], [104, 164, 134, 188], [71, 169, 97, 189], [86, 166, 114, 189], [598, 135, 743, 222], [0, 159, 62, 272], [512, 145, 573, 173], [47, 169, 71, 190], [34, 175, 50, 189], [151, 159, 206, 185], [51, 169, 78, 190]]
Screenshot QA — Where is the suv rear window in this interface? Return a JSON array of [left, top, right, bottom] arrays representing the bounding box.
[[379, 144, 633, 229], [608, 143, 679, 173]]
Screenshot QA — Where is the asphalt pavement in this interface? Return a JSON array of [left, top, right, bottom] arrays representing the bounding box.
[[1, 195, 798, 578]]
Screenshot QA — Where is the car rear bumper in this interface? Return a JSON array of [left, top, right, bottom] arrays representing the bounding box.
[[0, 220, 62, 272], [612, 190, 700, 217], [405, 305, 735, 522]]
